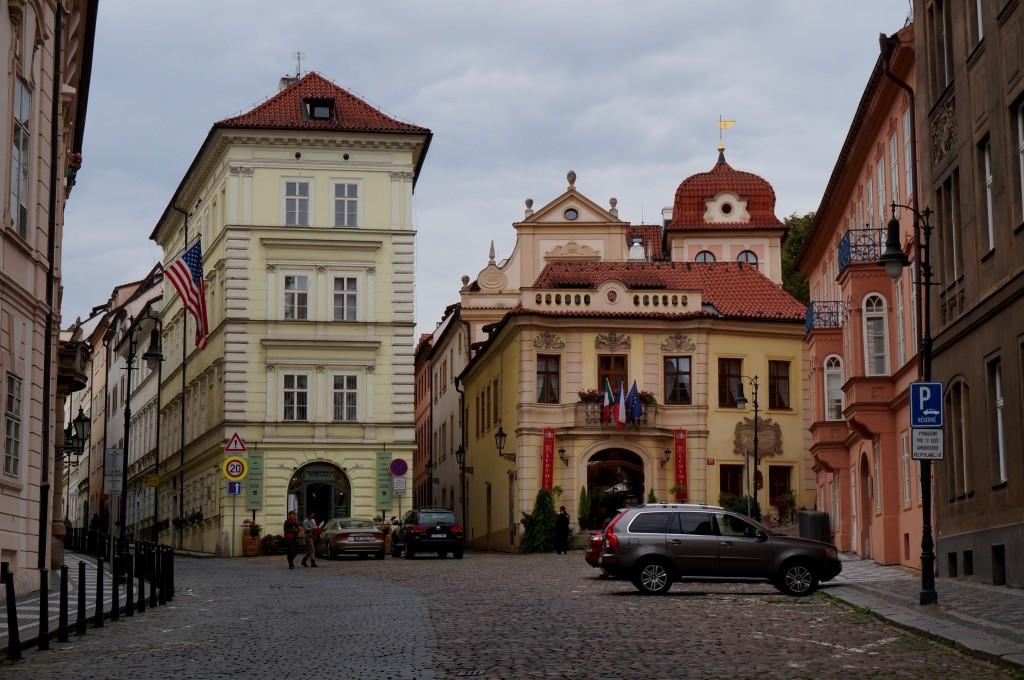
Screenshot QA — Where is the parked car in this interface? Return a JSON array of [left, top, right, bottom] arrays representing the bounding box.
[[597, 503, 841, 596], [318, 517, 386, 560], [391, 507, 464, 559], [584, 530, 604, 567]]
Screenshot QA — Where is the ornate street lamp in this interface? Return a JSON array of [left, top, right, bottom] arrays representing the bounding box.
[[495, 425, 516, 462], [558, 447, 568, 467], [734, 375, 760, 519]]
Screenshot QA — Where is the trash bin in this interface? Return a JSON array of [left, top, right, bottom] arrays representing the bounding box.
[[799, 511, 832, 544]]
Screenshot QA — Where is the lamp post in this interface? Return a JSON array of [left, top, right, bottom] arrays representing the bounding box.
[[734, 375, 760, 519], [558, 447, 568, 467], [879, 201, 938, 606], [117, 314, 163, 554], [455, 445, 472, 526], [494, 425, 516, 462], [56, 407, 91, 522]]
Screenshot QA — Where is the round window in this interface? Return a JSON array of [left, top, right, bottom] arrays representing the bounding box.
[[564, 208, 579, 221], [721, 203, 733, 216]]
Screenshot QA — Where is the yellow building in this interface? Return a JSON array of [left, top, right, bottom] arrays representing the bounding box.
[[456, 160, 809, 551], [149, 73, 430, 554]]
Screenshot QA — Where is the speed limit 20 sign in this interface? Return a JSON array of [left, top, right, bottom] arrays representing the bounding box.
[[223, 456, 248, 481]]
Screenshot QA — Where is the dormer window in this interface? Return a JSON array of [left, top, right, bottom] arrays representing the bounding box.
[[302, 97, 337, 122]]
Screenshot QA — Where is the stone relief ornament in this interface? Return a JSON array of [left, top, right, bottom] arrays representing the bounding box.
[[533, 332, 565, 350], [733, 416, 783, 458], [660, 333, 696, 352], [595, 332, 631, 352]]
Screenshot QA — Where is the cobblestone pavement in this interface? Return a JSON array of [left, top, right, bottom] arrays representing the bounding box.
[[4, 551, 1022, 679]]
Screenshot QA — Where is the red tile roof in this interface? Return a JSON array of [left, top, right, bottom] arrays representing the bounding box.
[[216, 72, 430, 134], [626, 224, 665, 259], [668, 155, 784, 232], [531, 260, 806, 321]]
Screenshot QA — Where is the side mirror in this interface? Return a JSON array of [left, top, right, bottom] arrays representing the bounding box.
[[755, 529, 768, 541]]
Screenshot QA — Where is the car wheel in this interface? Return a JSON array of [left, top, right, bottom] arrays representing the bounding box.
[[632, 559, 674, 595], [453, 549, 463, 560], [391, 541, 401, 558], [404, 546, 416, 559], [438, 551, 447, 559], [326, 543, 334, 561], [375, 550, 385, 560], [774, 560, 819, 596]]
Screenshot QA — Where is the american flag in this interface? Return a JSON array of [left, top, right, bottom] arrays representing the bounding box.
[[165, 239, 208, 349]]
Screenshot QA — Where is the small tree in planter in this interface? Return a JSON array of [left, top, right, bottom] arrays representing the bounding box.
[[669, 484, 688, 501], [578, 486, 591, 529], [647, 488, 657, 504], [520, 489, 557, 553]]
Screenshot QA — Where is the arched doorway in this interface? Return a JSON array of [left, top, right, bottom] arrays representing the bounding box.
[[288, 462, 351, 524], [585, 449, 645, 528], [858, 453, 872, 558]]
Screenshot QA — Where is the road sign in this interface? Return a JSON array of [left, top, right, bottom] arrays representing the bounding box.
[[145, 474, 160, 487], [910, 382, 943, 428], [390, 458, 408, 477], [393, 476, 407, 496], [227, 481, 242, 495], [912, 429, 944, 460], [223, 456, 248, 481], [225, 432, 247, 453]]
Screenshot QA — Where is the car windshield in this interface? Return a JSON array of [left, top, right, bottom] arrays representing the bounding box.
[[339, 519, 376, 529], [418, 512, 455, 525]]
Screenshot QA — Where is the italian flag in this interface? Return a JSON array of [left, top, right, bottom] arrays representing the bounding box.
[[615, 380, 627, 428], [602, 378, 615, 424]]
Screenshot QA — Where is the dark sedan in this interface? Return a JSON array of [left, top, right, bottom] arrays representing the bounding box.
[[318, 517, 386, 560]]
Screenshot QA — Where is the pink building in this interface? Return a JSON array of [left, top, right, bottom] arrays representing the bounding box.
[[797, 25, 925, 567]]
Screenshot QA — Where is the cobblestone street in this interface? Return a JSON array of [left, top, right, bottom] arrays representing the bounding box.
[[4, 551, 1020, 679]]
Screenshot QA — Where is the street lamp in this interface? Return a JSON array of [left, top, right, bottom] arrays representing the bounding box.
[[660, 449, 672, 468], [734, 375, 760, 519], [494, 425, 516, 462], [558, 447, 568, 467], [56, 406, 90, 463], [117, 314, 163, 552], [455, 445, 472, 527], [879, 202, 938, 606]]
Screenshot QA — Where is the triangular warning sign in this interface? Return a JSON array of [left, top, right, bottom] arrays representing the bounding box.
[[225, 432, 247, 453]]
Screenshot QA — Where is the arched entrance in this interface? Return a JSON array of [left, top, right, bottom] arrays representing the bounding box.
[[288, 462, 351, 524], [585, 449, 645, 528], [858, 453, 872, 558]]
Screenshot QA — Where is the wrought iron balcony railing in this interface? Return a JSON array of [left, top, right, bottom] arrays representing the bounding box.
[[837, 227, 884, 272], [805, 301, 844, 333], [576, 401, 654, 427]]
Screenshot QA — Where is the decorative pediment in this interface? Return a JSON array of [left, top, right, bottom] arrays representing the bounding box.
[[533, 332, 565, 350], [544, 240, 602, 260], [703, 191, 751, 224], [661, 334, 696, 352], [595, 332, 630, 352]]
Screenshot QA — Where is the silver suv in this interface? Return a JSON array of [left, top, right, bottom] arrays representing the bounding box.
[[598, 503, 841, 596]]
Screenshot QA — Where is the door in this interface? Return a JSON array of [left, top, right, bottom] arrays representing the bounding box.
[[713, 512, 772, 576], [666, 511, 719, 575]]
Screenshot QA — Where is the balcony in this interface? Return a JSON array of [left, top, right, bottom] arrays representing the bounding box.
[[575, 400, 655, 428], [805, 301, 844, 333], [837, 227, 884, 272]]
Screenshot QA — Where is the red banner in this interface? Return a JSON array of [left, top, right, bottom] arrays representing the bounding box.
[[674, 429, 688, 500], [541, 428, 555, 491]]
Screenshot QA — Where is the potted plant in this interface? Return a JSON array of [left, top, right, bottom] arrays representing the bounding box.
[[578, 486, 591, 529], [244, 519, 262, 538], [669, 484, 688, 501]]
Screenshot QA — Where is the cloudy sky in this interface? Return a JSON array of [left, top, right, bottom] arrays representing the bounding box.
[[63, 0, 913, 335]]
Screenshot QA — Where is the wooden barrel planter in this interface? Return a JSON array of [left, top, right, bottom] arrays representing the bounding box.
[[241, 533, 261, 556]]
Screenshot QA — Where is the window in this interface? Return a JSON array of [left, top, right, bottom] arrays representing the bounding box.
[[989, 359, 1006, 484], [895, 277, 906, 365], [10, 80, 31, 239], [768, 466, 791, 502], [598, 355, 627, 395], [663, 356, 692, 405], [283, 373, 308, 421], [866, 177, 873, 227], [536, 355, 560, 404], [627, 512, 671, 534], [332, 374, 357, 422], [695, 250, 716, 263], [873, 440, 882, 510], [938, 171, 963, 282], [973, 0, 984, 43], [718, 358, 742, 408], [674, 512, 713, 535], [284, 180, 310, 226], [945, 381, 971, 500], [890, 134, 900, 212], [492, 378, 499, 423], [903, 109, 914, 199], [863, 294, 888, 376], [982, 140, 994, 252], [332, 276, 357, 321], [4, 374, 23, 476], [715, 512, 758, 538], [333, 182, 358, 227], [824, 356, 844, 421], [1018, 106, 1024, 222], [768, 360, 790, 409], [302, 97, 337, 122], [736, 250, 758, 268], [910, 265, 919, 355], [284, 275, 309, 320], [901, 431, 911, 504], [720, 464, 743, 497], [876, 157, 886, 228]]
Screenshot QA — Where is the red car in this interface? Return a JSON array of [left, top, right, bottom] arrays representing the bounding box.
[[585, 530, 603, 567]]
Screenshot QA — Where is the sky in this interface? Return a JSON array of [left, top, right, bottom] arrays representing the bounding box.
[[62, 0, 914, 336]]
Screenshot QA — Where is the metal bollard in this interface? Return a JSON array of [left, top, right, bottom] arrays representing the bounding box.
[[149, 547, 157, 608], [76, 561, 87, 635], [37, 567, 49, 650], [110, 555, 119, 621], [94, 557, 104, 627], [58, 565, 69, 642], [4, 571, 21, 660], [137, 553, 145, 614], [158, 547, 167, 605], [125, 554, 134, 617]]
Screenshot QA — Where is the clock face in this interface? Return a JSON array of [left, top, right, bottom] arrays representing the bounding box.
[[564, 208, 579, 220]]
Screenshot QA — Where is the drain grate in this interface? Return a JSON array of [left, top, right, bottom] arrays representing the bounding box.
[[457, 672, 486, 677]]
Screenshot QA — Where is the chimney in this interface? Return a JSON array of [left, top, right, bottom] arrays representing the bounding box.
[[279, 75, 299, 91]]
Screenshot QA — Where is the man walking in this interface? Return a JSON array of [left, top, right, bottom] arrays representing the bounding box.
[[302, 512, 318, 567]]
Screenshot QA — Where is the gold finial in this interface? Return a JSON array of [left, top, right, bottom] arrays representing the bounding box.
[[718, 116, 735, 155]]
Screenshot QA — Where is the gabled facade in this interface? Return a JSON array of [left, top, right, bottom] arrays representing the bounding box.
[[797, 24, 923, 567], [915, 0, 1024, 587], [1, 0, 96, 595], [425, 305, 469, 518], [149, 72, 431, 554], [456, 165, 809, 552]]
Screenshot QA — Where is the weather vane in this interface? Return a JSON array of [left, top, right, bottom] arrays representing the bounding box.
[[718, 116, 736, 153]]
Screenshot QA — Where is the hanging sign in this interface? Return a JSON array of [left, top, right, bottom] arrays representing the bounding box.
[[541, 429, 555, 491], [674, 429, 688, 500]]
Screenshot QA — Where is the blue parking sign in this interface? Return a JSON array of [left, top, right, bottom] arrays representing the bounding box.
[[910, 382, 943, 428]]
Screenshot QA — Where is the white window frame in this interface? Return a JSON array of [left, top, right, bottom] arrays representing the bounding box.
[[876, 157, 886, 228], [283, 273, 310, 321], [890, 134, 900, 212], [331, 373, 358, 422], [332, 275, 359, 322], [863, 294, 889, 376], [1017, 107, 1024, 223], [11, 79, 31, 239], [983, 141, 994, 251], [282, 178, 312, 226], [282, 372, 310, 422], [992, 360, 1006, 484], [331, 179, 362, 228], [4, 373, 24, 477], [901, 431, 911, 504], [895, 277, 906, 365], [903, 109, 914, 200], [910, 265, 919, 355], [824, 355, 844, 421], [866, 177, 874, 228]]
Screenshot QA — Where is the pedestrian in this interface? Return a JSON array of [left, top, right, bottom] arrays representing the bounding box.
[[283, 510, 301, 569], [555, 505, 571, 554], [301, 512, 318, 567]]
